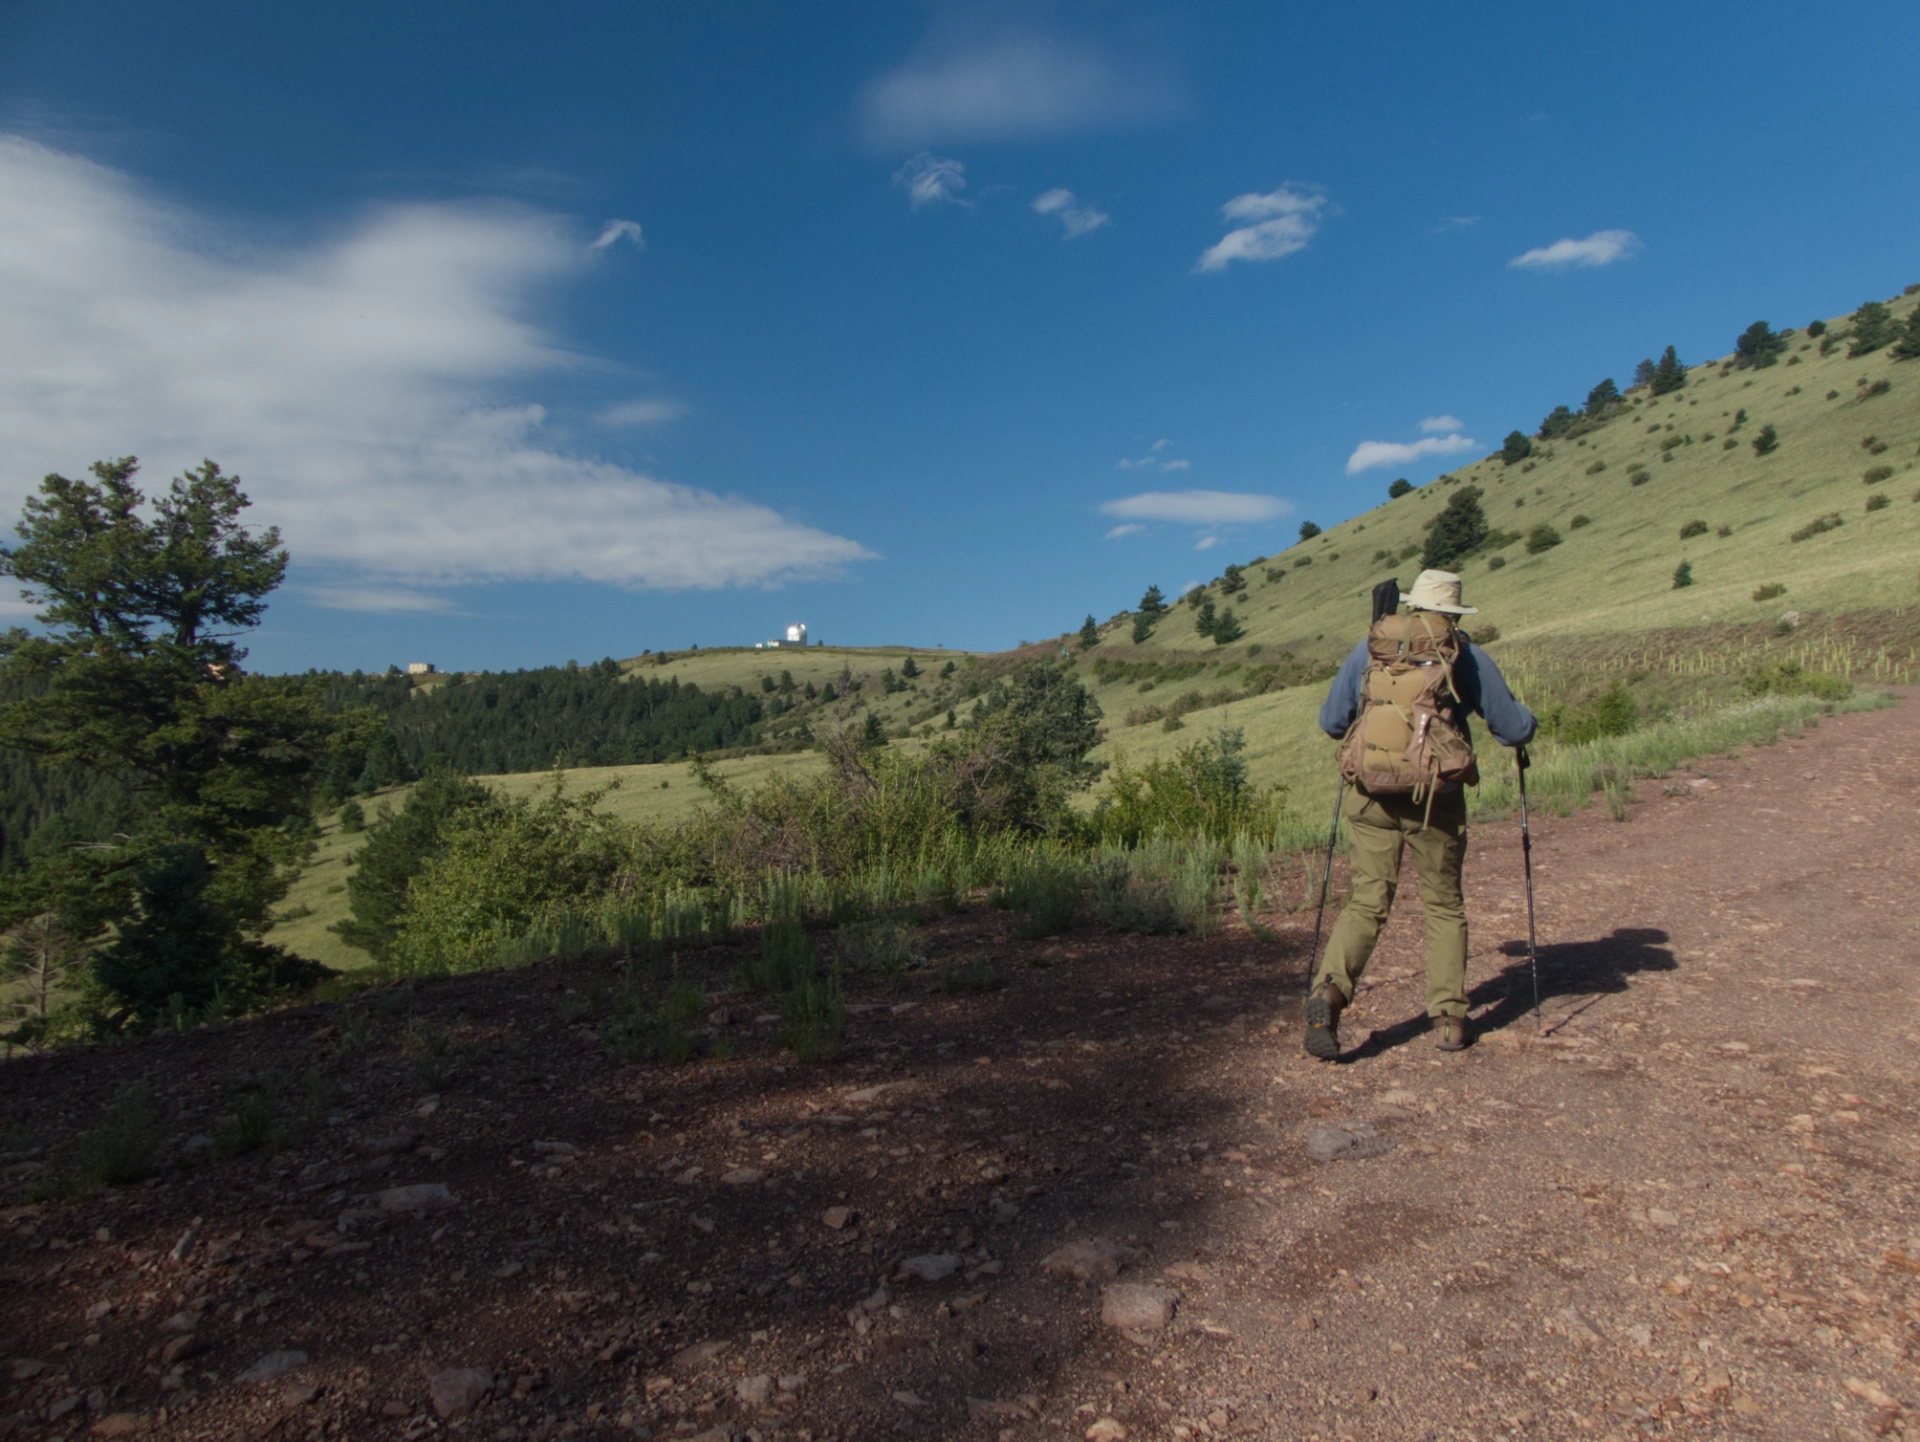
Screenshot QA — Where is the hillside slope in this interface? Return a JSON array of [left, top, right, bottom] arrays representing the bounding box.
[[1123, 290, 1920, 655]]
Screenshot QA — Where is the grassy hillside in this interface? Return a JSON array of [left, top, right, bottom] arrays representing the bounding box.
[[268, 290, 1920, 973], [1114, 290, 1920, 658]]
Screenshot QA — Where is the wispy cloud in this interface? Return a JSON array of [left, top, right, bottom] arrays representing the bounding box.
[[1100, 490, 1289, 525], [1419, 415, 1464, 434], [1196, 185, 1328, 272], [303, 586, 463, 614], [1116, 437, 1189, 472], [1103, 523, 1146, 540], [597, 397, 686, 428], [1434, 215, 1478, 232], [1194, 535, 1219, 551], [1345, 433, 1478, 474], [893, 153, 969, 209], [861, 26, 1178, 148], [1509, 229, 1640, 270], [590, 218, 644, 251], [0, 136, 873, 593], [1032, 187, 1107, 238]]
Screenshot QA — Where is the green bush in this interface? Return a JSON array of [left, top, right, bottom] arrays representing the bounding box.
[[1788, 512, 1843, 542], [1672, 560, 1694, 589], [338, 800, 365, 835], [1487, 555, 1506, 571], [1585, 460, 1606, 475], [1722, 438, 1739, 450], [1678, 519, 1708, 539], [1866, 493, 1890, 512], [1864, 465, 1895, 484], [778, 968, 846, 1061], [1095, 728, 1285, 847], [1751, 582, 1787, 602], [836, 918, 925, 983], [993, 852, 1084, 938], [1524, 524, 1562, 555], [1388, 477, 1414, 499], [1501, 431, 1533, 465], [1539, 681, 1638, 745], [1568, 514, 1591, 529], [1088, 854, 1185, 934], [1745, 662, 1851, 701], [1472, 624, 1500, 643], [1751, 424, 1780, 456], [54, 1082, 164, 1196]]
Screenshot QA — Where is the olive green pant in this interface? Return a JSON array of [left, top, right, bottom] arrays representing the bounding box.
[[1313, 785, 1470, 1019]]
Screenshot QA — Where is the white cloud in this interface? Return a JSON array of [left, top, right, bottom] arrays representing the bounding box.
[[1434, 215, 1478, 232], [1419, 415, 1464, 434], [1103, 523, 1145, 540], [1194, 535, 1219, 550], [1100, 490, 1290, 525], [1032, 187, 1107, 238], [893, 153, 969, 209], [1196, 186, 1328, 272], [1509, 229, 1640, 270], [0, 136, 873, 593], [597, 397, 687, 428], [590, 218, 644, 251], [1116, 442, 1189, 472], [303, 586, 462, 614], [1345, 433, 1478, 474], [1159, 458, 1190, 471], [861, 27, 1177, 148]]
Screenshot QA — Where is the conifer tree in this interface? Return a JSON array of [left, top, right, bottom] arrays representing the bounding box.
[[1388, 477, 1414, 499], [1077, 615, 1100, 649], [1501, 430, 1534, 464], [1298, 521, 1322, 542], [1650, 346, 1688, 395], [1632, 358, 1657, 389], [1585, 377, 1621, 415], [1421, 487, 1489, 570], [1849, 300, 1895, 356]]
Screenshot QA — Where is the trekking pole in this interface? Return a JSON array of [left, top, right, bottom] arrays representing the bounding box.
[[1307, 778, 1347, 989], [1516, 745, 1542, 1029]]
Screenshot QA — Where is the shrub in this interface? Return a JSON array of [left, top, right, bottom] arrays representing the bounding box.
[[1487, 555, 1506, 571], [1734, 320, 1786, 368], [1388, 477, 1414, 499], [778, 968, 846, 1062], [1716, 525, 1732, 537], [1501, 431, 1534, 465], [1539, 680, 1636, 745], [1585, 460, 1606, 475], [1088, 853, 1186, 935], [1678, 519, 1708, 539], [1866, 493, 1890, 512], [1751, 424, 1780, 456], [992, 852, 1084, 938], [338, 800, 365, 834], [1472, 624, 1501, 643], [1860, 378, 1891, 398], [1864, 465, 1895, 484], [1523, 524, 1563, 555], [1745, 661, 1851, 701], [1751, 582, 1787, 602], [1808, 319, 1827, 337], [1629, 469, 1650, 487], [1568, 514, 1591, 529], [1722, 438, 1739, 450], [57, 1082, 164, 1195], [1298, 521, 1322, 542], [1788, 512, 1843, 542], [1672, 560, 1694, 589], [1094, 728, 1285, 846]]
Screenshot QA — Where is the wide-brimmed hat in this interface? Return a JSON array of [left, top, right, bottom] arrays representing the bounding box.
[[1400, 569, 1479, 615]]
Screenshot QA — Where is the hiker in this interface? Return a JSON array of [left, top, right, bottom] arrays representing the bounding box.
[[1305, 569, 1535, 1059]]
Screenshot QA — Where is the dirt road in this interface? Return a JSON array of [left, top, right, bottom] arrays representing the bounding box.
[[3, 698, 1916, 1442]]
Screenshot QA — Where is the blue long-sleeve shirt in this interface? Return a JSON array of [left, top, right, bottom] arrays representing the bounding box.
[[1318, 630, 1537, 749]]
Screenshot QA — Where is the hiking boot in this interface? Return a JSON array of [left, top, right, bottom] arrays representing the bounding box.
[[1435, 1014, 1472, 1052], [1303, 983, 1346, 1061]]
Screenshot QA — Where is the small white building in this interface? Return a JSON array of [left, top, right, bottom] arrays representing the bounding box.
[[786, 623, 808, 646], [406, 662, 436, 676]]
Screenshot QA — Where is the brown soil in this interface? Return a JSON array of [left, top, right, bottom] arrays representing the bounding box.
[[4, 698, 1918, 1442]]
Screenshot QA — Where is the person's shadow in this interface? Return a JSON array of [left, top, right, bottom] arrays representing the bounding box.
[[1343, 927, 1676, 1060]]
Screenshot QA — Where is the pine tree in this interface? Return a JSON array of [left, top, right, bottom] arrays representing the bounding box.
[[1891, 307, 1920, 361], [1130, 613, 1155, 644], [1137, 584, 1168, 618], [1537, 406, 1575, 440], [861, 713, 887, 749], [1209, 608, 1245, 645], [1734, 321, 1785, 368], [1849, 300, 1895, 356], [1194, 598, 1218, 639], [1672, 560, 1694, 589], [1632, 358, 1657, 389], [1585, 377, 1621, 416], [1077, 615, 1100, 649], [1501, 430, 1534, 465], [1220, 564, 1246, 595], [900, 655, 920, 678], [1650, 346, 1688, 395], [1298, 521, 1322, 542], [1421, 487, 1489, 570]]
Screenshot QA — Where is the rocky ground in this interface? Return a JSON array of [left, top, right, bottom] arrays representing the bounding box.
[[3, 696, 1917, 1442]]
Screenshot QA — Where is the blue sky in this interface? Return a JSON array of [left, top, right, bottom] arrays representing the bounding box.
[[1, 1, 1914, 673]]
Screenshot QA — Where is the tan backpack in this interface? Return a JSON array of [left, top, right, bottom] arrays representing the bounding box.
[[1338, 612, 1479, 807]]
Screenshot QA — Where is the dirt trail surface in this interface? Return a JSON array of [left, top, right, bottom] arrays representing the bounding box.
[[4, 699, 1919, 1442]]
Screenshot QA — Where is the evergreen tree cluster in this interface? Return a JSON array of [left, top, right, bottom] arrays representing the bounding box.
[[313, 662, 766, 790]]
